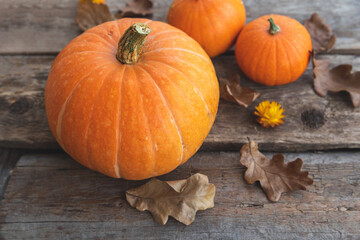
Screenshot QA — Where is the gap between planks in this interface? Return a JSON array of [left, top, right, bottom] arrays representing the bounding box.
[[0, 149, 22, 204]]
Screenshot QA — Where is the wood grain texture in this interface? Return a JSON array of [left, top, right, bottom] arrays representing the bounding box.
[[0, 56, 59, 149], [208, 54, 360, 151], [0, 149, 22, 204], [1, 54, 360, 151], [0, 151, 359, 239], [0, 0, 359, 54]]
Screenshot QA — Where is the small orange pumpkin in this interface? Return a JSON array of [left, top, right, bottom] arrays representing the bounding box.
[[235, 15, 312, 86], [45, 19, 219, 180], [167, 0, 246, 58]]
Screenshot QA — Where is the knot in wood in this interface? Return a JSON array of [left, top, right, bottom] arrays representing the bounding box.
[[10, 97, 30, 115], [301, 109, 325, 129]]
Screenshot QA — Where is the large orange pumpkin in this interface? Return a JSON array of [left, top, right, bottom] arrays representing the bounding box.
[[167, 0, 246, 58], [235, 15, 312, 86], [45, 19, 219, 180]]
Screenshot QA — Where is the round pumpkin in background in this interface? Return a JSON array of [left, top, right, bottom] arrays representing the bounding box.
[[235, 15, 312, 86], [167, 0, 246, 58], [45, 19, 219, 180]]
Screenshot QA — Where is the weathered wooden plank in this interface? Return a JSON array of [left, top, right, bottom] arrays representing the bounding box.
[[1, 54, 360, 151], [0, 149, 22, 204], [0, 151, 359, 239], [0, 56, 59, 149], [0, 0, 359, 54], [208, 54, 360, 151]]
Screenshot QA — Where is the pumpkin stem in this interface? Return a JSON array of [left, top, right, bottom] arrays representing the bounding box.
[[116, 23, 151, 64], [268, 17, 281, 35]]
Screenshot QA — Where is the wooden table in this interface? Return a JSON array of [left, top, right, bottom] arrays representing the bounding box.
[[1, 0, 360, 239]]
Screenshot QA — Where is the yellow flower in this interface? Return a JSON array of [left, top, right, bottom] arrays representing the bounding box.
[[80, 0, 106, 4], [254, 100, 285, 128], [91, 0, 105, 4]]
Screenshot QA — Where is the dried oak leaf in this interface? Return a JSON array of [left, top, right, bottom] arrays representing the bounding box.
[[240, 140, 313, 202], [126, 173, 215, 225], [75, 0, 114, 31], [312, 54, 360, 107], [220, 75, 260, 108], [304, 13, 337, 53], [115, 0, 153, 18]]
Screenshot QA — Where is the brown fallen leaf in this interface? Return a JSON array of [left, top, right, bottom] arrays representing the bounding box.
[[304, 13, 337, 53], [220, 75, 260, 108], [312, 53, 360, 107], [75, 0, 114, 31], [240, 140, 313, 202], [126, 173, 215, 225], [115, 0, 153, 18]]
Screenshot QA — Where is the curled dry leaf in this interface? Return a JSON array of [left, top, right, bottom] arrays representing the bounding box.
[[75, 0, 114, 31], [115, 0, 153, 18], [219, 75, 260, 108], [126, 173, 215, 225], [312, 53, 360, 107], [240, 140, 313, 202], [304, 13, 337, 53]]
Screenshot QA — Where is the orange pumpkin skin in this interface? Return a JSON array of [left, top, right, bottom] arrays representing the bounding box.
[[45, 19, 219, 180], [167, 0, 246, 58], [235, 15, 312, 86]]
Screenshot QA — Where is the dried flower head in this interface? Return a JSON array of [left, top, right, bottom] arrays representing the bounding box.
[[80, 0, 106, 4], [254, 100, 285, 128]]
